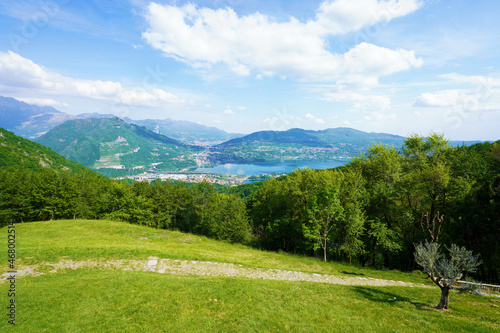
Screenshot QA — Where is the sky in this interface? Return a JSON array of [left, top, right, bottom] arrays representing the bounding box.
[[0, 0, 499, 141]]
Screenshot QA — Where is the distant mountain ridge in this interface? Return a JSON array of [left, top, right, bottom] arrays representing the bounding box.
[[208, 127, 407, 163], [124, 117, 242, 146], [36, 117, 201, 176], [0, 96, 241, 144], [0, 96, 76, 138]]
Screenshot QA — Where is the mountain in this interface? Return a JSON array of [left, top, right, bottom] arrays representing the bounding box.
[[0, 96, 242, 145], [0, 96, 76, 138], [124, 118, 242, 145], [0, 127, 88, 173], [209, 127, 407, 163], [36, 117, 201, 176]]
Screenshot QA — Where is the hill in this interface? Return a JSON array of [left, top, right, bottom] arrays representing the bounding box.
[[0, 127, 87, 173], [1, 219, 497, 332], [124, 117, 242, 145], [36, 117, 201, 176], [210, 127, 406, 163]]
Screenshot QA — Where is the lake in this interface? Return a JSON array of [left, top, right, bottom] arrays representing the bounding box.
[[196, 159, 348, 176]]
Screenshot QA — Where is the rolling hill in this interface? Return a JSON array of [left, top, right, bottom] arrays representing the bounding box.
[[0, 127, 88, 173], [1, 219, 497, 332], [36, 117, 202, 176], [209, 127, 406, 163]]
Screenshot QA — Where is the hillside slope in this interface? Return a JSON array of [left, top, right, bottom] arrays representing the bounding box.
[[0, 127, 87, 173], [36, 117, 201, 175], [210, 127, 406, 163], [1, 220, 497, 332]]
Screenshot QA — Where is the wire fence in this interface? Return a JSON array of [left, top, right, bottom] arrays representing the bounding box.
[[454, 281, 500, 293]]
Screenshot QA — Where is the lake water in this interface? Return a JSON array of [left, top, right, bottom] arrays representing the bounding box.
[[196, 159, 348, 176]]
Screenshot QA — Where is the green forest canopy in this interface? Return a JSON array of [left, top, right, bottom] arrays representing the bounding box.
[[1, 133, 499, 283]]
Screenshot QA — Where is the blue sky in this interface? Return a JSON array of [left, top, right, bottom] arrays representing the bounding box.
[[0, 0, 499, 140]]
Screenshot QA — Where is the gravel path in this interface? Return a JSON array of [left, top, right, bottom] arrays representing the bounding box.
[[2, 257, 429, 288]]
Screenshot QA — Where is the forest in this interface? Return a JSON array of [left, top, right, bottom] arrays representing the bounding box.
[[1, 133, 499, 283]]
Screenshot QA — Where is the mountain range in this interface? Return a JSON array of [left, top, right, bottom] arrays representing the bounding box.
[[1, 96, 488, 176], [36, 117, 201, 176], [0, 96, 241, 145]]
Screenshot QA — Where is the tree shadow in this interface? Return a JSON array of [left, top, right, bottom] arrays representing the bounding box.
[[341, 271, 365, 276], [352, 286, 432, 311]]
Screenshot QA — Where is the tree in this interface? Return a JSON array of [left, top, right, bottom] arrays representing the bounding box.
[[304, 180, 344, 262], [414, 241, 481, 309]]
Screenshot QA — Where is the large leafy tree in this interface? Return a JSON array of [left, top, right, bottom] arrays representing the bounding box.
[[304, 176, 344, 262]]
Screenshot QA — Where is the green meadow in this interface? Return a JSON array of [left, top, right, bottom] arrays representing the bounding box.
[[2, 220, 499, 332]]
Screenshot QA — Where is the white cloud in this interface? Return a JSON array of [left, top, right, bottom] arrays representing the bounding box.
[[344, 120, 351, 125], [237, 106, 246, 110], [321, 91, 391, 110], [414, 91, 472, 108], [223, 107, 234, 114], [142, 1, 422, 84], [414, 73, 500, 110], [15, 97, 68, 107], [305, 113, 326, 124], [0, 50, 184, 107], [213, 119, 221, 123], [314, 0, 422, 35]]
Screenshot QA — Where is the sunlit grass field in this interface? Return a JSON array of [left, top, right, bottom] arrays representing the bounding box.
[[1, 220, 499, 332]]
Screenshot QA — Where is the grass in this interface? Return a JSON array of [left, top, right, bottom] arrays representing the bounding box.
[[2, 219, 499, 332], [9, 219, 428, 284]]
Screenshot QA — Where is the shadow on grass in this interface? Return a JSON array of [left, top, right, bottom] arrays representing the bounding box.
[[353, 286, 432, 311], [341, 271, 365, 276]]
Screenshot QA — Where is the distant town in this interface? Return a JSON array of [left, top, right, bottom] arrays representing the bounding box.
[[116, 172, 286, 186]]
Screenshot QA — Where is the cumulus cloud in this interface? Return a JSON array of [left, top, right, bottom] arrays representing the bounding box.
[[142, 1, 423, 83], [305, 113, 326, 124], [315, 0, 422, 34], [16, 97, 68, 107], [413, 72, 500, 112], [321, 91, 391, 110], [223, 106, 234, 114], [0, 50, 184, 107]]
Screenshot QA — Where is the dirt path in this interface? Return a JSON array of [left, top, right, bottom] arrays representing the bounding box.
[[2, 257, 429, 288]]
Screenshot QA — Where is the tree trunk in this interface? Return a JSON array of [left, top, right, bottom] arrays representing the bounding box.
[[323, 237, 327, 262], [436, 286, 450, 309]]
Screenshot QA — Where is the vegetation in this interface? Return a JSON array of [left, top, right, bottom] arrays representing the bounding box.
[[35, 117, 200, 175], [414, 241, 482, 309], [1, 220, 499, 332], [0, 127, 87, 173], [210, 127, 406, 163], [1, 132, 499, 283]]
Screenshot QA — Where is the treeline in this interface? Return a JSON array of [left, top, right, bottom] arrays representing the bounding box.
[[247, 134, 500, 282], [1, 133, 499, 282], [0, 170, 251, 243]]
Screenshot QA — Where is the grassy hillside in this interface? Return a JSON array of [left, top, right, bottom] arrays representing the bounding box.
[[0, 127, 87, 173], [1, 220, 498, 332], [36, 117, 200, 175], [210, 128, 406, 163]]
